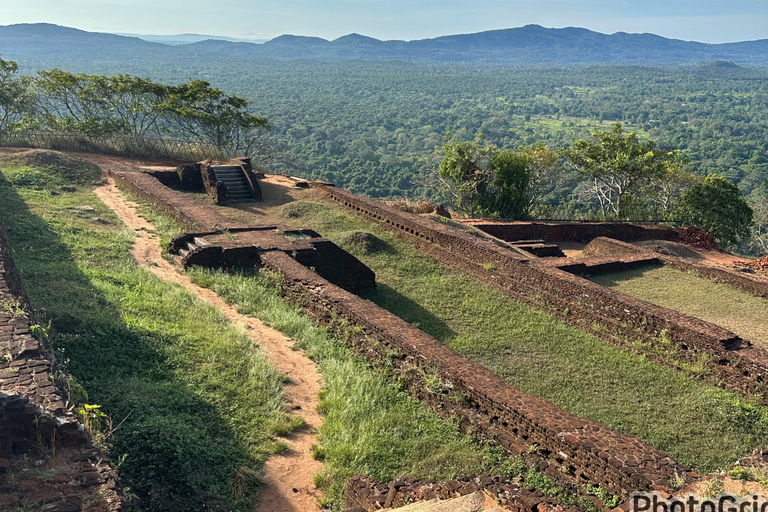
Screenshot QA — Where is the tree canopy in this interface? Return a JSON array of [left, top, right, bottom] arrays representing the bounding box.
[[0, 60, 270, 157], [561, 123, 686, 219], [677, 174, 753, 247]]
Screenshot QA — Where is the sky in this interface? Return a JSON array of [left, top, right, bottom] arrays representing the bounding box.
[[3, 0, 768, 43]]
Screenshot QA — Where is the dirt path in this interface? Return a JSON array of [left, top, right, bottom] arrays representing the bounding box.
[[94, 179, 324, 512]]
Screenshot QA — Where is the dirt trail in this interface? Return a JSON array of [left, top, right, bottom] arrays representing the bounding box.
[[94, 179, 323, 512]]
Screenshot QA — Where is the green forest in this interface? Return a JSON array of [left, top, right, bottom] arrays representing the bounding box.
[[4, 54, 768, 252]]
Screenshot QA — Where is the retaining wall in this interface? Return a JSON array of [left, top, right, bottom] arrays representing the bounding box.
[[260, 250, 695, 500], [460, 220, 679, 244], [0, 219, 125, 511], [312, 185, 768, 400]]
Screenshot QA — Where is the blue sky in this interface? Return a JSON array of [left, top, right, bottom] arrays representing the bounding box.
[[4, 0, 768, 43]]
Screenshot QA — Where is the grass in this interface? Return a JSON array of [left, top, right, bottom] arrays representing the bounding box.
[[591, 265, 768, 347], [0, 159, 300, 511], [265, 198, 768, 473]]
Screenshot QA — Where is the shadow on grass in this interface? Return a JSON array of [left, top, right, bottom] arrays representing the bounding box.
[[361, 283, 455, 341], [0, 173, 260, 511], [588, 262, 664, 288]]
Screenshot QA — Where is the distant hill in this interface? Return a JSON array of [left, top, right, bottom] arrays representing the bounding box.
[[2, 23, 768, 68], [116, 33, 266, 45]]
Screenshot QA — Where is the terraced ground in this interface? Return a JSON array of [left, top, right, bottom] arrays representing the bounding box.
[[7, 150, 768, 511], [590, 264, 768, 347], [175, 179, 768, 476], [0, 151, 521, 511]]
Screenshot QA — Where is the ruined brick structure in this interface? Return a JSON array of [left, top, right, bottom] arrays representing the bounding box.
[[312, 184, 768, 402], [260, 250, 696, 501], [0, 220, 126, 511], [108, 168, 700, 504], [110, 170, 375, 292]]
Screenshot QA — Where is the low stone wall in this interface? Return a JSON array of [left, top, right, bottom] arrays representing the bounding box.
[[0, 219, 126, 511], [460, 220, 679, 244], [344, 475, 576, 512], [313, 185, 768, 401], [260, 250, 695, 501]]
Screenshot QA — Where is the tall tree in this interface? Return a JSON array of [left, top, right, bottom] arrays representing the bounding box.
[[435, 134, 541, 219], [677, 174, 753, 247], [561, 123, 683, 218], [156, 80, 270, 153]]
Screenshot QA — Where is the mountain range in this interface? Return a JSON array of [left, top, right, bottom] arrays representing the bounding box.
[[2, 23, 768, 68], [116, 33, 266, 45]]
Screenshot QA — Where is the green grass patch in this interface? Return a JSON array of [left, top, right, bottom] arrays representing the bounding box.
[[0, 160, 299, 511], [591, 265, 768, 347], [272, 199, 768, 473]]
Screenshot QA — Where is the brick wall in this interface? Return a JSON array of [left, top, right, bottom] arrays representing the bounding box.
[[461, 220, 679, 244], [344, 475, 577, 511], [0, 219, 126, 511]]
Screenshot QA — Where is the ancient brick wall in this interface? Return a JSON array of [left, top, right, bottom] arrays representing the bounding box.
[[344, 475, 577, 512], [460, 220, 679, 244], [312, 185, 768, 401], [0, 219, 126, 511], [260, 250, 695, 501], [110, 170, 244, 231]]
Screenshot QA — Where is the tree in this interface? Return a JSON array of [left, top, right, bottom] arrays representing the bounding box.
[[434, 134, 540, 219], [0, 57, 36, 136], [518, 142, 559, 216], [435, 133, 494, 217], [35, 69, 125, 134], [561, 123, 683, 219], [156, 80, 270, 153], [739, 186, 768, 256], [676, 174, 753, 247]]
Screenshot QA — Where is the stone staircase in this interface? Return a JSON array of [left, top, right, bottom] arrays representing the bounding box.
[[212, 165, 254, 202]]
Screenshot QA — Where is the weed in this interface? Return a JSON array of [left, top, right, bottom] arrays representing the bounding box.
[[311, 444, 326, 461], [669, 470, 686, 489], [231, 466, 262, 499], [728, 466, 751, 481], [704, 478, 724, 497], [1, 297, 26, 316], [483, 262, 496, 271], [583, 484, 621, 509]]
